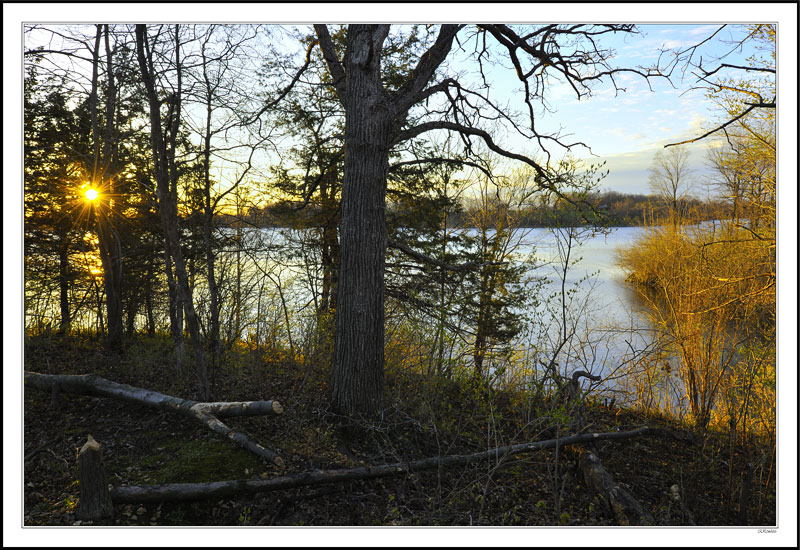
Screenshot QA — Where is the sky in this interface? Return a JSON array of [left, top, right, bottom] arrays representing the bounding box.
[[465, 23, 760, 195], [11, 19, 772, 198], [4, 3, 798, 549], [555, 24, 758, 195], [249, 21, 767, 196]]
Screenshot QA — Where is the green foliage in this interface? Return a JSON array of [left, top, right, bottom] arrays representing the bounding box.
[[237, 505, 252, 525], [24, 47, 167, 338]]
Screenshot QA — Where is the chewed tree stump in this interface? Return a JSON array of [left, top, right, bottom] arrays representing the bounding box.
[[76, 435, 113, 521]]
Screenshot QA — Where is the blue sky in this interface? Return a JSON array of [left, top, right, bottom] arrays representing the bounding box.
[[11, 16, 772, 197], [468, 23, 761, 195], [561, 25, 756, 195]]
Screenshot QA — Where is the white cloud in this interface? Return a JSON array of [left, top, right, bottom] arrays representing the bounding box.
[[688, 25, 722, 37], [580, 140, 714, 195]]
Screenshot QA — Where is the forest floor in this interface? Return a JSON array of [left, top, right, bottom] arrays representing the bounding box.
[[21, 333, 776, 527]]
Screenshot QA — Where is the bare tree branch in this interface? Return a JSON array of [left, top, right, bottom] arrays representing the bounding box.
[[393, 120, 551, 182], [390, 24, 464, 115], [388, 156, 493, 179], [314, 24, 347, 108], [666, 101, 773, 147], [110, 428, 651, 503], [243, 37, 318, 126]]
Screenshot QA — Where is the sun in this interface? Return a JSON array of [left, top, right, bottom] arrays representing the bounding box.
[[85, 188, 99, 202]]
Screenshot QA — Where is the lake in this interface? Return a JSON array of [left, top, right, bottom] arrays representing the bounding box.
[[499, 226, 657, 383], [222, 225, 657, 385]]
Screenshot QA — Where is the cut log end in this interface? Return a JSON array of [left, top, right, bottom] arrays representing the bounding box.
[[77, 436, 113, 521], [272, 401, 284, 415], [80, 434, 101, 454]]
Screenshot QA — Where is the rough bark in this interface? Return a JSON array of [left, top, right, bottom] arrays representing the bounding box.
[[24, 372, 284, 466], [77, 435, 114, 520], [328, 25, 393, 416], [110, 427, 649, 503], [313, 24, 465, 416]]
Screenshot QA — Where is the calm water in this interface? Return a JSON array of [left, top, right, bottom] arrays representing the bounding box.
[[222, 225, 656, 380], [504, 226, 655, 379], [522, 226, 650, 325]]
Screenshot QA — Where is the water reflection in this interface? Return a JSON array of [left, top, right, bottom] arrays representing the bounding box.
[[509, 226, 658, 379], [217, 225, 665, 386]]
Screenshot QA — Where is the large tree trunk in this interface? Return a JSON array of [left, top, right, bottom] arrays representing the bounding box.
[[24, 372, 284, 466], [330, 26, 392, 416], [315, 24, 459, 416]]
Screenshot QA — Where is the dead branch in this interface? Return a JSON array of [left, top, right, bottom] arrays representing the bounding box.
[[110, 428, 649, 503], [24, 372, 284, 466]]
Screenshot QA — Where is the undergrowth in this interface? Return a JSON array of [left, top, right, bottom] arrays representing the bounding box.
[[22, 332, 776, 526]]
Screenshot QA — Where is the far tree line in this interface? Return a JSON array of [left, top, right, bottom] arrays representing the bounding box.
[[233, 189, 732, 230]]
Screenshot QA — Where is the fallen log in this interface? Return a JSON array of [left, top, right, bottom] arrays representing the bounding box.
[[192, 400, 283, 417], [546, 367, 654, 525], [110, 427, 649, 503], [24, 372, 284, 467]]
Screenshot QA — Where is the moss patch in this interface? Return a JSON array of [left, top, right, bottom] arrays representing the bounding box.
[[126, 436, 267, 485]]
